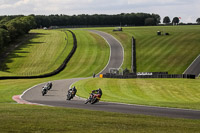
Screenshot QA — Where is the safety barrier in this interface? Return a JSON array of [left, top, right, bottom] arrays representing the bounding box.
[[0, 30, 77, 80], [102, 73, 196, 79]]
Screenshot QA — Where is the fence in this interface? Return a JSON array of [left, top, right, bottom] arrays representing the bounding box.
[[102, 73, 196, 79]]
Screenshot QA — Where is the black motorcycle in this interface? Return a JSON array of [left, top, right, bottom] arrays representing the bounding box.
[[47, 82, 52, 90], [42, 86, 48, 96], [66, 89, 76, 100]]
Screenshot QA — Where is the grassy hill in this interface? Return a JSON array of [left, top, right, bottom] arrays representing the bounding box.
[[96, 25, 200, 74], [0, 29, 70, 76], [0, 27, 200, 132], [74, 25, 200, 110]]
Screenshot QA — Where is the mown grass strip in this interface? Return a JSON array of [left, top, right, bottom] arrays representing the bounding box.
[[0, 30, 70, 76], [74, 78, 200, 110]]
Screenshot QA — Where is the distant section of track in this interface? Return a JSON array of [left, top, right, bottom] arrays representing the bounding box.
[[184, 54, 200, 77], [21, 30, 200, 120]]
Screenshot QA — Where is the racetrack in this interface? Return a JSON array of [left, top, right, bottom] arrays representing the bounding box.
[[21, 30, 200, 120], [184, 54, 200, 77]]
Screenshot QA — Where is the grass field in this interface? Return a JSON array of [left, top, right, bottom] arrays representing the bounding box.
[[1, 104, 200, 133], [94, 25, 200, 74], [52, 30, 110, 79], [0, 27, 200, 132], [74, 78, 200, 110], [0, 30, 71, 76], [0, 78, 200, 132]]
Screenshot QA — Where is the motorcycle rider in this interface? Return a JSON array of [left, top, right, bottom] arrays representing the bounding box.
[[93, 88, 102, 96], [85, 88, 102, 104], [68, 86, 77, 97], [42, 85, 48, 95], [47, 81, 52, 90]]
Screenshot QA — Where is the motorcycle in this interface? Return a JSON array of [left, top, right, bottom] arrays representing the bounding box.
[[66, 90, 76, 100], [85, 93, 101, 104], [47, 82, 52, 90], [42, 86, 48, 96]]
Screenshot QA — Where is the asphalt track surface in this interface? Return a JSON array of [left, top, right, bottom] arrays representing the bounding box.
[[22, 30, 200, 120], [184, 54, 200, 77]]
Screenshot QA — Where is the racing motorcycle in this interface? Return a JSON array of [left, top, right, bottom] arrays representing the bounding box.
[[85, 93, 101, 104], [66, 89, 76, 100], [47, 82, 52, 90], [42, 86, 48, 96]]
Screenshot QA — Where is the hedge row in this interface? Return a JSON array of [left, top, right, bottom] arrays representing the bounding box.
[[0, 30, 77, 80]]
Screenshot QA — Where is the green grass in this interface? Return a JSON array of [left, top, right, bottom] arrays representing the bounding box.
[[0, 27, 200, 132], [0, 29, 110, 78], [74, 78, 200, 110], [1, 104, 200, 133], [94, 25, 200, 74], [51, 30, 110, 79], [0, 29, 71, 76], [0, 78, 200, 132]]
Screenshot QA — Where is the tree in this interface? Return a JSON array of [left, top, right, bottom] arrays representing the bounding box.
[[196, 18, 200, 24], [152, 14, 161, 25], [172, 17, 180, 25], [163, 16, 171, 24], [145, 18, 156, 26]]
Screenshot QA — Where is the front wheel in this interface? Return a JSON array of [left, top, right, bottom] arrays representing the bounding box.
[[42, 91, 46, 96], [67, 93, 72, 100], [91, 98, 98, 104], [85, 99, 90, 104]]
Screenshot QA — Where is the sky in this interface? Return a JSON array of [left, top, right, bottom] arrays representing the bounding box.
[[0, 0, 199, 23]]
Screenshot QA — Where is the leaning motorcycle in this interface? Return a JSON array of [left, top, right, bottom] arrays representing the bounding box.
[[66, 90, 76, 100], [47, 82, 52, 90], [42, 87, 48, 96], [85, 93, 101, 104]]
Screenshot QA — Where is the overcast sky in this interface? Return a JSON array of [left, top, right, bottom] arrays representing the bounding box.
[[0, 0, 199, 23]]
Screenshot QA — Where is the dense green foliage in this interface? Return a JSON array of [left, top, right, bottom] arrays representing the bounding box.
[[172, 17, 180, 25], [163, 16, 171, 24], [0, 16, 36, 53], [34, 13, 160, 27], [196, 18, 200, 24]]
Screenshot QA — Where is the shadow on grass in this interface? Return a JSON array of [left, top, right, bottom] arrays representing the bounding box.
[[0, 32, 47, 73]]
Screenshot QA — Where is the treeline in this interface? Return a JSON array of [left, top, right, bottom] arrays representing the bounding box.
[[0, 13, 160, 53], [0, 16, 36, 52], [34, 13, 161, 28]]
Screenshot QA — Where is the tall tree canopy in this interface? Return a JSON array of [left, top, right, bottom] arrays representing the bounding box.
[[172, 17, 180, 25], [196, 18, 200, 24], [163, 16, 171, 24]]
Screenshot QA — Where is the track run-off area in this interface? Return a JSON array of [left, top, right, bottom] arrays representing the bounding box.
[[15, 30, 200, 120]]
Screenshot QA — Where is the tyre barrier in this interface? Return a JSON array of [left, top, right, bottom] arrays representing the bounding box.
[[0, 30, 77, 80], [102, 73, 196, 79]]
